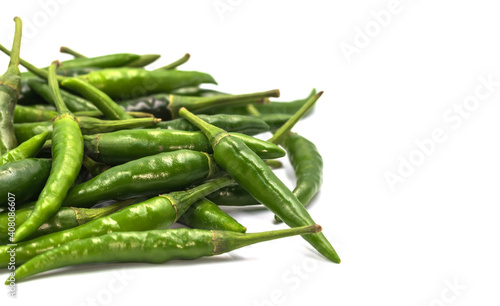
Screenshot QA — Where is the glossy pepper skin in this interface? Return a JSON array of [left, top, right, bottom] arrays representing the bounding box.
[[11, 225, 321, 283], [83, 129, 285, 165], [13, 62, 84, 242], [0, 199, 132, 243], [14, 116, 161, 143], [118, 89, 279, 120], [0, 176, 233, 267], [76, 68, 217, 100], [0, 130, 49, 166], [179, 108, 340, 263], [178, 198, 246, 232], [0, 158, 51, 208], [157, 114, 270, 136], [0, 17, 22, 154], [63, 150, 220, 208]]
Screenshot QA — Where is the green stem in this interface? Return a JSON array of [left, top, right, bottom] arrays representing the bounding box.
[[175, 89, 279, 116], [59, 46, 87, 58], [156, 53, 190, 70], [8, 17, 23, 71], [267, 91, 323, 145], [214, 224, 322, 254], [0, 44, 65, 82], [48, 61, 70, 114], [246, 104, 261, 116]]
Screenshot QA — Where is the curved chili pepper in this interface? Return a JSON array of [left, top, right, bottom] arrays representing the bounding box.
[[0, 130, 49, 166], [14, 116, 161, 143], [274, 133, 323, 221], [83, 129, 285, 165], [179, 106, 340, 263], [0, 158, 51, 208], [13, 62, 84, 242], [75, 68, 217, 100], [0, 176, 233, 267], [157, 114, 270, 135], [56, 53, 140, 70], [118, 89, 279, 120], [178, 198, 246, 232], [59, 47, 161, 68], [0, 199, 132, 243], [11, 225, 321, 283], [63, 149, 220, 208], [0, 17, 22, 154], [28, 79, 99, 112]]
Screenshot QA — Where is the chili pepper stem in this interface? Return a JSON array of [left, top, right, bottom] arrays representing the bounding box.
[[4, 17, 22, 78], [213, 224, 322, 254], [0, 44, 64, 83], [157, 53, 191, 70], [268, 91, 323, 145], [174, 89, 280, 116], [59, 46, 87, 58]]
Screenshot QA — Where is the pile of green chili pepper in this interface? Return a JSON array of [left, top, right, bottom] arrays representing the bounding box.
[[0, 17, 339, 284]]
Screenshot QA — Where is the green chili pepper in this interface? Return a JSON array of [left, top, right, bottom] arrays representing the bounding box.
[[28, 78, 99, 112], [0, 158, 51, 208], [205, 89, 317, 116], [0, 17, 22, 154], [63, 150, 220, 208], [178, 104, 340, 263], [178, 198, 246, 232], [59, 47, 161, 68], [74, 68, 217, 100], [0, 130, 49, 166], [157, 114, 270, 135], [10, 225, 321, 283], [155, 53, 190, 70], [273, 133, 323, 221], [55, 53, 140, 70], [13, 61, 84, 242], [14, 116, 161, 143], [78, 158, 245, 234], [0, 199, 132, 243], [0, 176, 233, 267], [83, 129, 285, 165], [118, 90, 279, 120]]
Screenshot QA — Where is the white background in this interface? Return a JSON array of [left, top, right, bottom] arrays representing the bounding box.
[[1, 0, 500, 305]]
